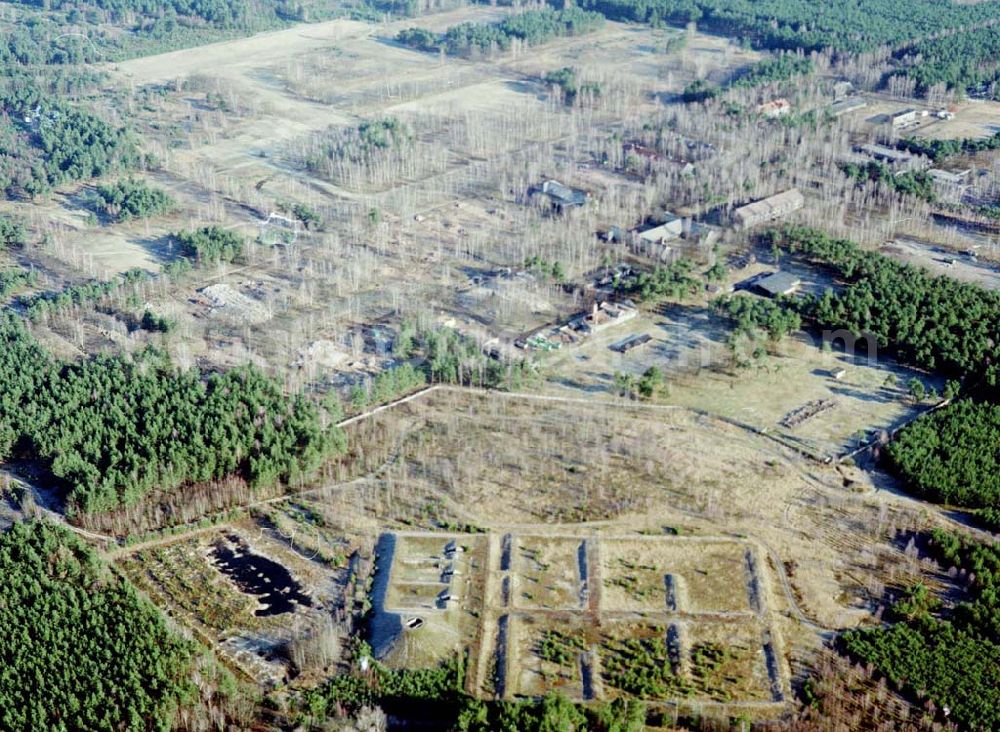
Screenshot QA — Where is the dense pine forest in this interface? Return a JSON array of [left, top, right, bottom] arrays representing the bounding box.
[[0, 312, 342, 515], [397, 7, 604, 56], [896, 130, 1000, 164], [0, 0, 317, 68], [0, 84, 143, 199], [94, 178, 175, 222], [893, 25, 1000, 95], [0, 521, 198, 731], [888, 401, 1000, 509], [573, 0, 1000, 53], [173, 225, 246, 263], [770, 226, 1000, 385]]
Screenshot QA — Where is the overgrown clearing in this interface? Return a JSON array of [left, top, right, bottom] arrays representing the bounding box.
[[88, 383, 963, 721], [540, 302, 940, 459], [120, 521, 361, 686], [319, 387, 958, 698], [373, 530, 786, 710]]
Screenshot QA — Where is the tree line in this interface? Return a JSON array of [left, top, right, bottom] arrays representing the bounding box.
[[397, 7, 604, 57], [623, 258, 701, 301], [0, 0, 307, 70], [573, 0, 1000, 53], [891, 25, 1000, 96], [0, 268, 37, 301], [9, 0, 261, 26], [0, 312, 343, 515], [896, 130, 1000, 163], [304, 117, 411, 179], [19, 267, 149, 323], [300, 641, 645, 731], [0, 215, 28, 250], [840, 161, 936, 203], [683, 55, 814, 103], [397, 322, 535, 391], [542, 68, 602, 107], [713, 294, 802, 342]]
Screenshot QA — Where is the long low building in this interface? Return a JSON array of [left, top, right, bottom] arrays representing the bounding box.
[[733, 189, 804, 228], [857, 143, 924, 170], [890, 108, 919, 129], [828, 96, 867, 117], [928, 168, 972, 186]]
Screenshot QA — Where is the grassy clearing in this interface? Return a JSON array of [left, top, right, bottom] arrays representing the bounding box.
[[686, 622, 773, 702], [543, 308, 942, 458], [121, 539, 259, 632], [601, 539, 752, 614], [513, 537, 583, 610]]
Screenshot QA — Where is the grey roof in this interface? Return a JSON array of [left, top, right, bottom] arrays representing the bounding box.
[[858, 144, 914, 163], [638, 216, 683, 243], [541, 180, 586, 206], [928, 168, 971, 185], [755, 271, 801, 296], [829, 96, 867, 116], [734, 189, 804, 224]]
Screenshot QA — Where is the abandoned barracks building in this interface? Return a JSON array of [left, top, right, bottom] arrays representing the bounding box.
[[733, 189, 804, 228]]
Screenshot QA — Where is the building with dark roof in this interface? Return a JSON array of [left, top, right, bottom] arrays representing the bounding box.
[[533, 180, 587, 211]]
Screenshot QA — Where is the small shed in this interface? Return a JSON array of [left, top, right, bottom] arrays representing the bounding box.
[[535, 180, 587, 210], [603, 225, 626, 243], [829, 96, 867, 117], [890, 108, 918, 129], [754, 271, 801, 298], [757, 98, 792, 118]]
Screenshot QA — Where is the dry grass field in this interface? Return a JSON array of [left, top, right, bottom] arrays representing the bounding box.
[[93, 375, 960, 719], [512, 536, 587, 611], [601, 538, 754, 615], [331, 386, 948, 677], [540, 302, 943, 459], [920, 99, 1000, 140]]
